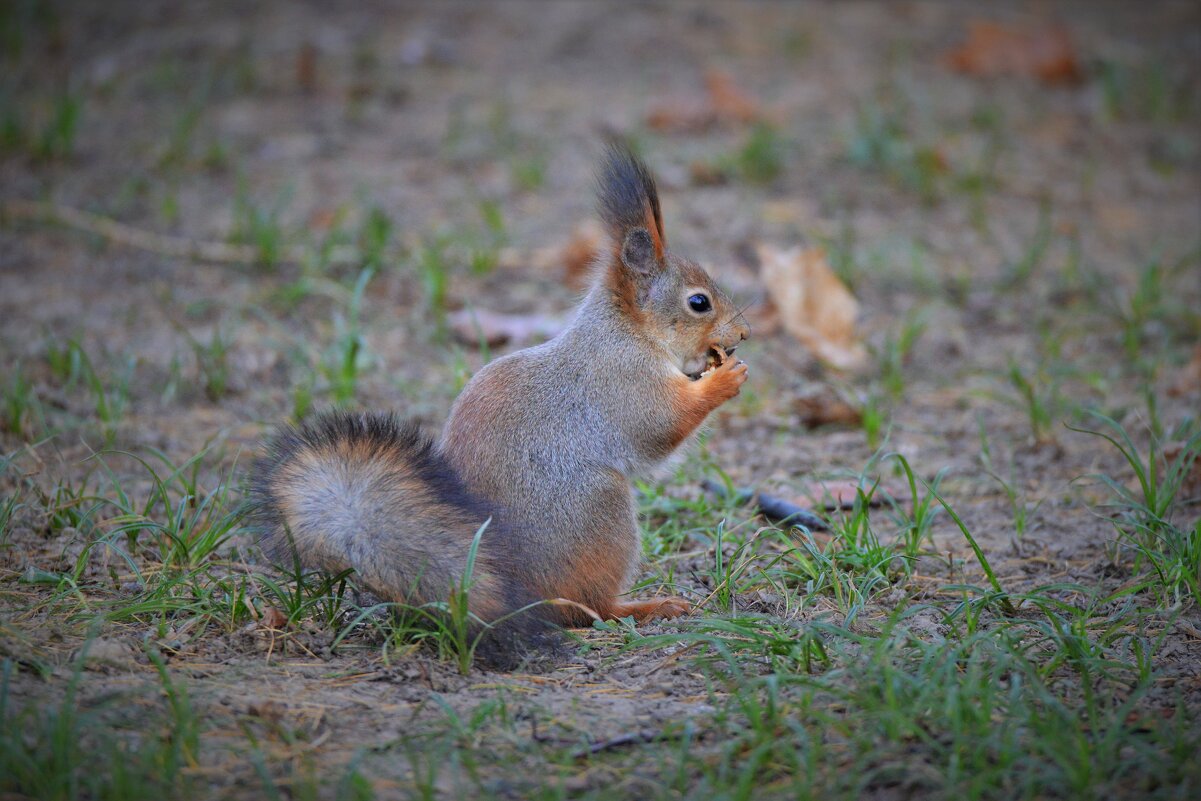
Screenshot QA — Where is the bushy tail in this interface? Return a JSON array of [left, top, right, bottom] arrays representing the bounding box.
[[248, 411, 550, 657]]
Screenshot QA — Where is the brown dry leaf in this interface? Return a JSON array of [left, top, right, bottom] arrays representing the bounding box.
[[1167, 344, 1201, 398], [646, 100, 715, 134], [1096, 202, 1143, 236], [296, 41, 318, 93], [261, 606, 289, 630], [561, 220, 604, 290], [646, 68, 761, 132], [757, 244, 866, 370], [794, 385, 863, 428], [688, 159, 727, 187], [247, 700, 285, 721], [448, 309, 565, 348], [704, 68, 760, 124], [495, 221, 603, 281], [945, 21, 1082, 84]]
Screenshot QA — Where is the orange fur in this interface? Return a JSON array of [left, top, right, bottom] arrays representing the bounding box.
[[666, 359, 748, 449], [644, 203, 665, 262]]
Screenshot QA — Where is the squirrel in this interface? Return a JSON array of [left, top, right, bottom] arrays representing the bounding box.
[[250, 144, 750, 654]]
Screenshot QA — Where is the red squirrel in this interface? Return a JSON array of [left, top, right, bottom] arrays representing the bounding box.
[[251, 145, 750, 653]]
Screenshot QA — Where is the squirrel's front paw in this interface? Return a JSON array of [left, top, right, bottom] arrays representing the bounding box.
[[700, 353, 748, 404]]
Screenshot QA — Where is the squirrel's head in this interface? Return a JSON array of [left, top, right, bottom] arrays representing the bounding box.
[[596, 144, 750, 379]]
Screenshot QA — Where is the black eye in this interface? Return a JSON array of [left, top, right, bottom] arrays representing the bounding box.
[[688, 293, 711, 313]]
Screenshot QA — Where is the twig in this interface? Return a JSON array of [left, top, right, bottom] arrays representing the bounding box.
[[702, 479, 827, 531], [1, 198, 360, 266], [572, 729, 677, 759], [2, 198, 571, 272]]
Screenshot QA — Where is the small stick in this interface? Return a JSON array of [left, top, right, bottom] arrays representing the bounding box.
[[572, 730, 672, 759], [702, 479, 827, 531], [3, 199, 561, 271], [1, 198, 360, 266]]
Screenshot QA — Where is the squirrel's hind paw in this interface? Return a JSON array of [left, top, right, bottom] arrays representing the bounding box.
[[611, 596, 692, 623]]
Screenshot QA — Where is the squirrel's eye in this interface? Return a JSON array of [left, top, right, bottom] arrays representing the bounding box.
[[687, 293, 712, 313]]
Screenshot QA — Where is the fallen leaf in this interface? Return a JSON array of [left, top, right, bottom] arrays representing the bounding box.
[[495, 221, 603, 279], [757, 244, 867, 370], [646, 100, 715, 134], [647, 68, 761, 132], [448, 309, 565, 348], [704, 68, 760, 124], [794, 385, 863, 428], [688, 159, 728, 187], [1167, 344, 1201, 398], [261, 606, 289, 630], [247, 700, 285, 721], [945, 21, 1082, 84], [296, 41, 318, 93], [560, 220, 605, 290]]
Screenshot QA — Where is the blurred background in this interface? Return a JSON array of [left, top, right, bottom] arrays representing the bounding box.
[[2, 3, 1198, 454], [2, 3, 1200, 799]]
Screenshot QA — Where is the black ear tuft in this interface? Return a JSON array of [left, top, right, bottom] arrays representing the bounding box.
[[596, 142, 666, 262]]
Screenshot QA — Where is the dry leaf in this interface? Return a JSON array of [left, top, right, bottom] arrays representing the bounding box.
[[261, 606, 289, 630], [945, 21, 1082, 84], [1167, 344, 1201, 398], [247, 700, 285, 721], [646, 100, 715, 134], [296, 42, 318, 93], [688, 159, 727, 187], [448, 309, 565, 348], [704, 68, 760, 124], [561, 220, 604, 290], [794, 385, 863, 428], [757, 244, 866, 370], [646, 68, 761, 133], [495, 221, 602, 280]]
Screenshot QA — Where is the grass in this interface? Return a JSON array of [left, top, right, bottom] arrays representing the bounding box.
[[979, 431, 1043, 544], [1070, 411, 1201, 606], [873, 309, 926, 401], [179, 325, 233, 401], [3, 337, 1198, 800], [1, 364, 37, 437], [1, 225, 1196, 801], [231, 182, 289, 268], [847, 99, 947, 205], [14, 410, 1186, 797], [321, 267, 375, 406], [0, 88, 82, 161]]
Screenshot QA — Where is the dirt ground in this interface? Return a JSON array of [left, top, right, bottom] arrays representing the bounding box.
[[1, 2, 1200, 799]]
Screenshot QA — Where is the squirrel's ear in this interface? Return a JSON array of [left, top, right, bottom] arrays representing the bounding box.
[[620, 227, 660, 278]]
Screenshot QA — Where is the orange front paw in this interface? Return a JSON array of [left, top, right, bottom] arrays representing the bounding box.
[[698, 352, 748, 407]]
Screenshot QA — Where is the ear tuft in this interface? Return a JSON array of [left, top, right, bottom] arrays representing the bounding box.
[[596, 143, 666, 263], [621, 228, 657, 276]]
